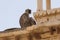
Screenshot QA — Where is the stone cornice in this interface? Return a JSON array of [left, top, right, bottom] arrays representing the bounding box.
[[34, 8, 60, 20]]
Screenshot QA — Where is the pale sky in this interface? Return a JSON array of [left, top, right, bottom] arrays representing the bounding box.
[[0, 0, 60, 31]]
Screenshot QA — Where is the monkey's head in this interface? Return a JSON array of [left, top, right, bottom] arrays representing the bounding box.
[[25, 9, 31, 14]]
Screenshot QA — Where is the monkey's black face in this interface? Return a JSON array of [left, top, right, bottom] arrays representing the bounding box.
[[25, 9, 31, 14], [28, 10, 31, 14]]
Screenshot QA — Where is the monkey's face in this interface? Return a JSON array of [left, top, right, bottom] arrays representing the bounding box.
[[28, 10, 31, 14], [25, 9, 31, 14]]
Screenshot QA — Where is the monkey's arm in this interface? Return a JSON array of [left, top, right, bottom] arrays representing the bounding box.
[[29, 17, 36, 25]]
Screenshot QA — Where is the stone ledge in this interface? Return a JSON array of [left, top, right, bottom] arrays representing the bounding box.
[[34, 8, 60, 19]]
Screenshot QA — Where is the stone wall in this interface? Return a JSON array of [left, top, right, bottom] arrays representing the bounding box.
[[0, 8, 60, 40], [0, 24, 60, 40]]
